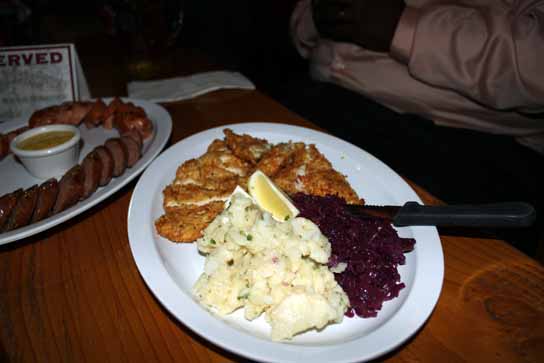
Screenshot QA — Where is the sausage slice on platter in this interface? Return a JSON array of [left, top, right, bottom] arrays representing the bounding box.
[[31, 178, 59, 223], [0, 134, 9, 160], [114, 112, 153, 139], [29, 102, 93, 127], [81, 150, 102, 200], [120, 135, 141, 168], [61, 102, 94, 125], [104, 138, 128, 177], [6, 126, 29, 144], [1, 127, 29, 161], [121, 130, 143, 150], [93, 146, 114, 186], [52, 165, 84, 215], [82, 99, 107, 129], [3, 185, 39, 232], [102, 97, 122, 129], [0, 189, 23, 230]]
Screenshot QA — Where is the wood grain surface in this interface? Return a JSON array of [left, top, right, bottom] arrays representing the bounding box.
[[1, 44, 543, 363]]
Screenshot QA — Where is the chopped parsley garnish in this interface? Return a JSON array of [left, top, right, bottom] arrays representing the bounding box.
[[237, 292, 249, 300]]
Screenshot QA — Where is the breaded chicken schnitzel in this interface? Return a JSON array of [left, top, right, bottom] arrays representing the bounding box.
[[156, 136, 253, 242], [155, 129, 362, 243]]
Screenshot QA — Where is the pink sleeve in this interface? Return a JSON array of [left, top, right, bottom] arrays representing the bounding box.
[[391, 1, 544, 111], [290, 0, 319, 59]]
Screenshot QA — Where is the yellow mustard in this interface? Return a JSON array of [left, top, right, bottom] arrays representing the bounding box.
[[18, 131, 74, 151]]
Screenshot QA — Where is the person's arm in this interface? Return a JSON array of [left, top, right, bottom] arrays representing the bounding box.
[[290, 0, 319, 59], [391, 1, 544, 111]]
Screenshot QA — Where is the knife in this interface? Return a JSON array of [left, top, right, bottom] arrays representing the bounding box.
[[346, 201, 536, 227]]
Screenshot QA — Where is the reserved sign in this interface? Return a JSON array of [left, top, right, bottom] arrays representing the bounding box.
[[0, 44, 90, 123]]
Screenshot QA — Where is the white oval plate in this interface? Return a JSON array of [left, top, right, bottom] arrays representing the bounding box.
[[0, 98, 172, 245], [128, 123, 444, 363]]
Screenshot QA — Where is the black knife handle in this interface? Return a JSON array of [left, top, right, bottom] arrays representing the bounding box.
[[394, 202, 536, 227]]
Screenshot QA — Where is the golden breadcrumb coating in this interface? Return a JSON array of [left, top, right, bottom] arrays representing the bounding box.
[[163, 182, 238, 212], [300, 170, 361, 204], [224, 128, 271, 165], [155, 129, 363, 243], [155, 202, 225, 242], [255, 142, 305, 177]]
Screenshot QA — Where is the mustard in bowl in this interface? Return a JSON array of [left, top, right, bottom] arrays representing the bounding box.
[[10, 125, 81, 179]]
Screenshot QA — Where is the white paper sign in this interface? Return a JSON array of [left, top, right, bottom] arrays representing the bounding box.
[[0, 43, 90, 123]]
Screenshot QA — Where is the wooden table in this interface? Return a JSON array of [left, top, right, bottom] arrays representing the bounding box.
[[1, 44, 543, 363]]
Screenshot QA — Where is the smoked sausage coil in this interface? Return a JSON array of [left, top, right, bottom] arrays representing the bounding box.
[[120, 135, 141, 168], [1, 97, 156, 235], [104, 138, 128, 177], [0, 189, 23, 230], [6, 126, 29, 143], [0, 134, 9, 160], [81, 150, 102, 200], [93, 146, 114, 186], [121, 130, 143, 150], [82, 99, 107, 129], [31, 179, 59, 223], [52, 165, 84, 214], [3, 185, 39, 232], [1, 126, 29, 160]]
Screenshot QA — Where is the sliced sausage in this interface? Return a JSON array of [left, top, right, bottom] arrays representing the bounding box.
[[6, 126, 29, 144], [80, 150, 102, 200], [121, 130, 143, 150], [3, 185, 39, 232], [102, 97, 122, 129], [52, 165, 84, 214], [29, 106, 59, 128], [0, 134, 9, 160], [93, 146, 114, 186], [0, 189, 22, 230], [29, 102, 93, 127], [114, 112, 153, 139], [104, 138, 127, 177], [119, 135, 141, 168], [62, 101, 93, 125], [82, 98, 107, 128], [31, 178, 59, 223]]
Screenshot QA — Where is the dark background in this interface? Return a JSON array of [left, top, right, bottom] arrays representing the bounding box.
[[2, 0, 543, 261]]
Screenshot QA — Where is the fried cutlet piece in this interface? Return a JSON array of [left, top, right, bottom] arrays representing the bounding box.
[[272, 144, 331, 193], [175, 148, 251, 186], [300, 170, 362, 204], [223, 128, 272, 165], [272, 144, 363, 204], [175, 158, 243, 186], [255, 142, 305, 177], [159, 180, 239, 242], [173, 175, 241, 191], [163, 182, 238, 212], [158, 138, 251, 243], [155, 201, 225, 242], [295, 144, 333, 171], [206, 139, 229, 152], [156, 129, 363, 243]]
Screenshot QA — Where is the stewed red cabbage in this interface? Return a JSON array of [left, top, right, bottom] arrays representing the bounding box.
[[292, 194, 415, 318]]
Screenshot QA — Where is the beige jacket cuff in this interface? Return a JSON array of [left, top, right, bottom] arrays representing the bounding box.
[[390, 6, 420, 63]]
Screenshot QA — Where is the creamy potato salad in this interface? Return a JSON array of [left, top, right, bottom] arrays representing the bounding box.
[[193, 191, 349, 341]]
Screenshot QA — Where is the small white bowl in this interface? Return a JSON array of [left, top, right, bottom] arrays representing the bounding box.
[[10, 124, 81, 179]]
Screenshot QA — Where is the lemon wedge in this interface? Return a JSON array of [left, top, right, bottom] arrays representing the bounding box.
[[248, 170, 299, 222]]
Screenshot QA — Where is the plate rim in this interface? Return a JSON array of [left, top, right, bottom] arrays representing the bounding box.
[[0, 98, 172, 245], [128, 122, 444, 363]]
